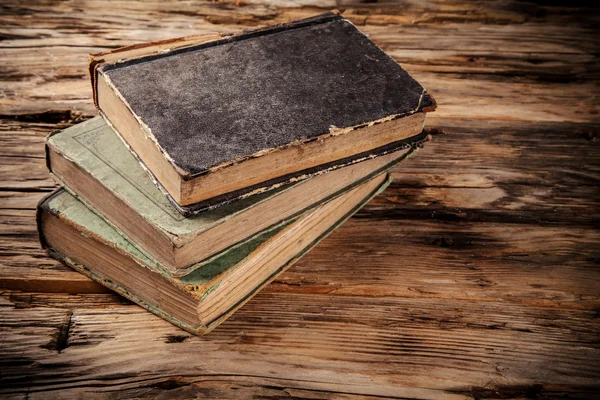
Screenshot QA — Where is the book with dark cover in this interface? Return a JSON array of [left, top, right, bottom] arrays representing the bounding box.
[[37, 174, 390, 335], [91, 11, 435, 210], [46, 116, 422, 276]]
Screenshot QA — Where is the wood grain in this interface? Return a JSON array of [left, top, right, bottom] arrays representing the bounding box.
[[0, 0, 598, 398]]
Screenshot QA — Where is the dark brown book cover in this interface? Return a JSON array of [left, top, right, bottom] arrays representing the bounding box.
[[92, 11, 435, 211]]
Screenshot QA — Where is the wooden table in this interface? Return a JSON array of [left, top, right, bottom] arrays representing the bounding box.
[[1, 2, 598, 398]]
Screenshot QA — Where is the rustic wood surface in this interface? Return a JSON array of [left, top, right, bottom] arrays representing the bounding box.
[[1, 1, 599, 399]]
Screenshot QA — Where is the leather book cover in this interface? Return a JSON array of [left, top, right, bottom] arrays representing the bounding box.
[[91, 11, 435, 211]]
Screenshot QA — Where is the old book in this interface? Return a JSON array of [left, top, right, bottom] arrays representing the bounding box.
[[46, 116, 422, 276], [37, 174, 390, 335], [90, 11, 435, 210]]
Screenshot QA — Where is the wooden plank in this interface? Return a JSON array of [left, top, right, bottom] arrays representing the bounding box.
[[2, 209, 599, 307], [0, 292, 598, 398], [2, 119, 597, 222], [3, 213, 598, 305], [279, 218, 600, 308], [4, 291, 131, 309], [0, 120, 597, 301], [2, 119, 598, 193], [0, 10, 598, 120], [1, 0, 598, 30]]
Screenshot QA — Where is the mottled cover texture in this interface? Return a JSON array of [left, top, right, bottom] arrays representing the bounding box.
[[102, 14, 433, 176]]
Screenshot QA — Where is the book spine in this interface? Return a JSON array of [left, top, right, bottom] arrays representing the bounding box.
[[36, 188, 66, 252]]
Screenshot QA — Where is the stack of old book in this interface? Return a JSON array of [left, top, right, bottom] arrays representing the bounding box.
[[37, 12, 435, 334]]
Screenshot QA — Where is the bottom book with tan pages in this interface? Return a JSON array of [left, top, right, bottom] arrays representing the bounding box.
[[37, 173, 390, 334]]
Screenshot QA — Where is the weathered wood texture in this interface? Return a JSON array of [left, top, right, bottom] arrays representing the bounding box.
[[1, 1, 599, 399]]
